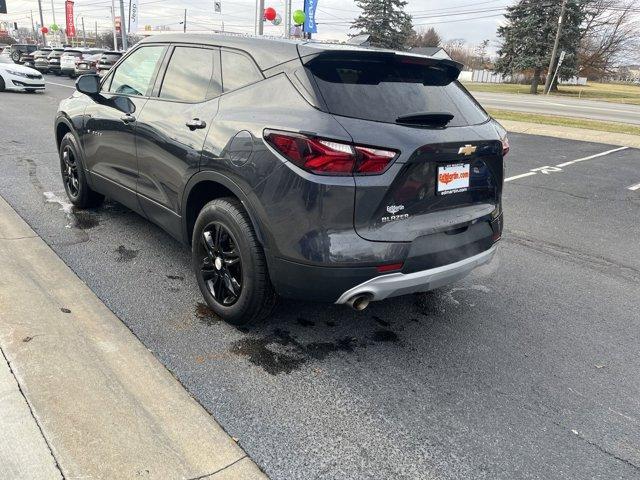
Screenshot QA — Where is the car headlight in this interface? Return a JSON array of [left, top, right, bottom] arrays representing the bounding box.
[[6, 70, 29, 78]]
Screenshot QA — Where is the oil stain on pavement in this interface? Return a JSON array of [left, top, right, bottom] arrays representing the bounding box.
[[114, 245, 139, 262], [230, 328, 358, 375], [195, 302, 219, 326]]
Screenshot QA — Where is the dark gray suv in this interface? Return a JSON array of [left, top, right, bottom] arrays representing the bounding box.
[[55, 34, 506, 324]]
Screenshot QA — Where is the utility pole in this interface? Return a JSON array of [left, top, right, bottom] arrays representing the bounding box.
[[257, 0, 264, 35], [544, 0, 568, 94], [30, 10, 37, 42], [119, 0, 128, 50], [95, 20, 98, 47], [284, 0, 290, 38], [82, 17, 86, 47], [183, 9, 187, 33], [50, 0, 56, 45], [254, 0, 258, 34], [110, 1, 118, 50], [37, 0, 46, 46]]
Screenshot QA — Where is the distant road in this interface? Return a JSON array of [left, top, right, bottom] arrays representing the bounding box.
[[472, 91, 640, 125]]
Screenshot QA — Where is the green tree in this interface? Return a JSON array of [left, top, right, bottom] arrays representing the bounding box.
[[494, 0, 585, 94], [351, 0, 413, 50]]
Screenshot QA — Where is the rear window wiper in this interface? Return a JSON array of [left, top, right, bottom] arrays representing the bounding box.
[[395, 112, 454, 127]]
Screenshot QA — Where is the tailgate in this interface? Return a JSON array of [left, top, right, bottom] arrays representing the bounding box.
[[302, 48, 504, 243], [348, 122, 503, 242]]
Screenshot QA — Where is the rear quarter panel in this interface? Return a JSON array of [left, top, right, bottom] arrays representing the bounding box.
[[200, 73, 404, 265]]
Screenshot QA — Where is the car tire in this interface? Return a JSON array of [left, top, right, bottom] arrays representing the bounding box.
[[192, 198, 277, 325], [59, 132, 104, 209], [0, 76, 5, 92], [11, 51, 20, 62]]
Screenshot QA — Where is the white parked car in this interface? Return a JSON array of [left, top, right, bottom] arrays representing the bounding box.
[[0, 57, 46, 92]]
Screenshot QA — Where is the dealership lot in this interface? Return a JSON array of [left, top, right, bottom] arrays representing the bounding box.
[[1, 80, 640, 479]]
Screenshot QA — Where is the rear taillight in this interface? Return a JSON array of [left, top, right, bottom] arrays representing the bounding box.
[[264, 130, 397, 176], [501, 136, 510, 156]]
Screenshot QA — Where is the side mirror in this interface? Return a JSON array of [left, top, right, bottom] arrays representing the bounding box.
[[76, 74, 100, 96]]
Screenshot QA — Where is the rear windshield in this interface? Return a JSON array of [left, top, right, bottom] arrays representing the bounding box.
[[63, 51, 82, 57], [103, 54, 122, 61], [307, 57, 488, 127]]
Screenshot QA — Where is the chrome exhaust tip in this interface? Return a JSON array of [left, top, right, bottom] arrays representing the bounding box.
[[346, 294, 372, 311]]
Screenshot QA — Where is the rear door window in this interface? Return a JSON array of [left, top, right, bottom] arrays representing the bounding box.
[[159, 46, 219, 102], [307, 57, 489, 127], [221, 50, 262, 92]]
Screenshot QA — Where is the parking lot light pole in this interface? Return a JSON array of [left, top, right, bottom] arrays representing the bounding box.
[[37, 0, 46, 46], [119, 0, 128, 50], [110, 0, 118, 50], [82, 16, 86, 47], [257, 0, 264, 35]]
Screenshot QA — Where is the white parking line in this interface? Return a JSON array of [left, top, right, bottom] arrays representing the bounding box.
[[628, 183, 640, 191], [504, 172, 537, 182], [46, 81, 74, 89], [505, 146, 629, 182], [556, 147, 628, 167]]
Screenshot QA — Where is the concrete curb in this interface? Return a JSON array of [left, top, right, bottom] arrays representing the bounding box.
[[499, 119, 640, 149], [0, 194, 267, 480]]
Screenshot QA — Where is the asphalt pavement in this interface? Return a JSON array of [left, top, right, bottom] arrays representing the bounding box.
[[1, 77, 640, 479], [473, 90, 640, 125]]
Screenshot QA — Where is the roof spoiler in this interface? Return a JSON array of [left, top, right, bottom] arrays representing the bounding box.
[[298, 48, 463, 85]]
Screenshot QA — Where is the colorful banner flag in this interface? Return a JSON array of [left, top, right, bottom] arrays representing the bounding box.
[[65, 0, 76, 37], [303, 0, 318, 34]]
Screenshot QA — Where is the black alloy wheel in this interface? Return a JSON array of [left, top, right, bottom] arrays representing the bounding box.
[[192, 198, 277, 325], [200, 222, 243, 306], [61, 144, 80, 199], [58, 132, 104, 208]]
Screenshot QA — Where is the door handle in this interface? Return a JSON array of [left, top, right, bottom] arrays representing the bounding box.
[[121, 114, 136, 124], [186, 118, 207, 130]]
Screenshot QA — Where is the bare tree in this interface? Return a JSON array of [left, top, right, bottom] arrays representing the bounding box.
[[579, 0, 640, 80], [411, 27, 442, 47], [441, 39, 490, 70]]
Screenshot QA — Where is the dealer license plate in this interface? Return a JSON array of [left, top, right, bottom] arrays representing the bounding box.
[[437, 163, 470, 195]]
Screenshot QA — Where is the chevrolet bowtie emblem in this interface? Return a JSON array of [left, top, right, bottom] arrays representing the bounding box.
[[458, 144, 477, 156]]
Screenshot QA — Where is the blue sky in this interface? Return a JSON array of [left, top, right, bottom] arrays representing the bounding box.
[[3, 0, 511, 49]]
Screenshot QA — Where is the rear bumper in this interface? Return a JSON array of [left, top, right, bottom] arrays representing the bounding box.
[[335, 245, 497, 304], [268, 212, 501, 302]]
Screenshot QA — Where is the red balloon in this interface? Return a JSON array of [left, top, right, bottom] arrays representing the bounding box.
[[264, 7, 276, 21], [41, 26, 49, 34]]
